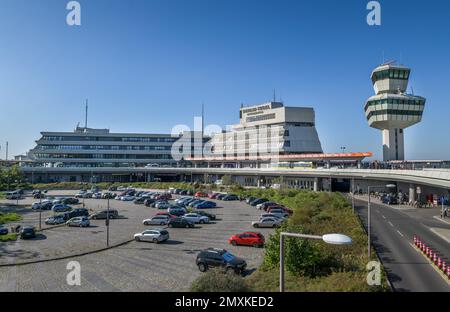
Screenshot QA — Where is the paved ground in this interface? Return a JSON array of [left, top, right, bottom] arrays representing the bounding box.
[[0, 191, 274, 291], [354, 196, 450, 292]]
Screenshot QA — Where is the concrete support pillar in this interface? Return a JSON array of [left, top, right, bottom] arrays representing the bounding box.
[[357, 160, 362, 169], [325, 161, 330, 169], [313, 177, 319, 192], [257, 177, 261, 188], [409, 184, 416, 203]]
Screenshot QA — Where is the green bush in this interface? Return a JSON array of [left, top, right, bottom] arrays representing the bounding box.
[[0, 233, 18, 242], [0, 212, 22, 225], [190, 269, 251, 292]]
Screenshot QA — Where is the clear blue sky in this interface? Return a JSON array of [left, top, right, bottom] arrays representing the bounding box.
[[0, 0, 449, 160]]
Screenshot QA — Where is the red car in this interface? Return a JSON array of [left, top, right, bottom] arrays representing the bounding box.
[[154, 193, 172, 200], [208, 193, 219, 199], [228, 232, 265, 248], [155, 212, 177, 218], [194, 191, 208, 198]]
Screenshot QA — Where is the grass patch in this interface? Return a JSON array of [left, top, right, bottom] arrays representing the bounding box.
[[0, 212, 22, 225], [0, 233, 18, 242]]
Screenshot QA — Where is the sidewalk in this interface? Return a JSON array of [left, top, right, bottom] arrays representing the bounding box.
[[352, 194, 418, 210]]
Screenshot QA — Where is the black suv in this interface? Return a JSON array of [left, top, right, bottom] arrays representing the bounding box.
[[196, 248, 247, 274], [90, 209, 119, 220], [20, 226, 36, 239], [67, 208, 89, 219], [168, 217, 194, 228]]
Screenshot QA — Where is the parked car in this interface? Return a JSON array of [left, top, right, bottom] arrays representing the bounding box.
[[92, 192, 103, 199], [101, 192, 116, 199], [257, 201, 277, 210], [196, 248, 247, 274], [120, 195, 135, 201], [260, 213, 286, 221], [0, 226, 9, 235], [252, 217, 282, 228], [155, 212, 177, 219], [5, 191, 22, 200], [90, 209, 119, 220], [222, 194, 239, 201], [52, 204, 72, 213], [188, 199, 205, 207], [168, 217, 194, 228], [194, 201, 217, 209], [249, 198, 269, 206], [228, 232, 265, 248], [246, 196, 257, 204], [192, 210, 216, 221], [267, 206, 293, 216], [208, 193, 219, 199], [183, 213, 210, 224], [265, 208, 289, 219], [45, 215, 67, 225], [66, 216, 90, 227], [74, 190, 87, 198], [144, 198, 156, 207], [194, 191, 208, 198], [168, 207, 187, 217], [67, 208, 89, 219], [134, 229, 169, 243], [216, 194, 227, 200], [143, 215, 170, 226], [134, 197, 146, 204], [155, 201, 171, 209], [62, 197, 79, 205], [20, 226, 36, 239]]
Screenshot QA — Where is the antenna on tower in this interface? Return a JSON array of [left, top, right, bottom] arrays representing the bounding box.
[[273, 89, 276, 102], [201, 102, 204, 136], [85, 99, 88, 129]]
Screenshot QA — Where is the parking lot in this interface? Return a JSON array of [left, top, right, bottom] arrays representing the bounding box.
[[0, 190, 275, 291]]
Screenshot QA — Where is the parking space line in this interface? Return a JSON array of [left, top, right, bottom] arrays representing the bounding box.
[[396, 230, 404, 237], [382, 215, 386, 219], [388, 221, 394, 227]]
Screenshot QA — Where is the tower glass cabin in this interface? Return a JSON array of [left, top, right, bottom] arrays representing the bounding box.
[[364, 63, 425, 161]]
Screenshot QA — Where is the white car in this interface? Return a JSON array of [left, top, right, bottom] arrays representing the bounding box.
[[143, 215, 170, 225], [134, 229, 169, 243], [182, 213, 209, 224], [120, 195, 135, 201], [145, 163, 160, 168], [32, 202, 42, 210], [267, 208, 289, 219], [252, 217, 282, 228], [260, 213, 286, 221], [92, 192, 103, 199]]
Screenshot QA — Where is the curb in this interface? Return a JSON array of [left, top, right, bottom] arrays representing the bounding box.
[[0, 238, 134, 267], [433, 216, 450, 226]]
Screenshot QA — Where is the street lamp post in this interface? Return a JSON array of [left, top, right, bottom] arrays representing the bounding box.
[[106, 197, 110, 247], [279, 232, 352, 292], [39, 190, 42, 230], [351, 177, 355, 213]]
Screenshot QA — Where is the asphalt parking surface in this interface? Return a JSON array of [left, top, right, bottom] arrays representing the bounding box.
[[0, 191, 275, 291]]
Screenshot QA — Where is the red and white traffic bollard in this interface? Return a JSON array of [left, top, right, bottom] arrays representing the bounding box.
[[442, 261, 447, 273], [447, 266, 450, 279], [433, 253, 438, 264], [426, 246, 430, 255], [437, 257, 442, 269], [414, 235, 417, 245]]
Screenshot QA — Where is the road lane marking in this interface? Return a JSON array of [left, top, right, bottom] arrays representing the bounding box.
[[388, 221, 394, 227], [396, 230, 404, 237], [382, 215, 386, 219]]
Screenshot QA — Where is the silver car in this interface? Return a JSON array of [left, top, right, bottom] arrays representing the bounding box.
[[134, 229, 169, 243], [66, 216, 90, 227], [252, 217, 282, 228], [182, 213, 209, 224], [143, 215, 170, 225]]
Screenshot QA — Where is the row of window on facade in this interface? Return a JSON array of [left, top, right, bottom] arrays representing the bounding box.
[[372, 68, 410, 82], [36, 145, 172, 151], [41, 136, 178, 143], [366, 109, 423, 120], [33, 153, 174, 159]]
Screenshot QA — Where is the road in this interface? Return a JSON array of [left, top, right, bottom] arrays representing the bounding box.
[[354, 198, 450, 292]]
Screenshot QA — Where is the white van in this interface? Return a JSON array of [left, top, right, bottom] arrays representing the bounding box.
[[6, 191, 22, 200]]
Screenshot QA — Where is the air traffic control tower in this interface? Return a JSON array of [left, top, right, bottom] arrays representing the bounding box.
[[364, 62, 426, 161]]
